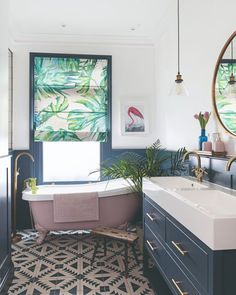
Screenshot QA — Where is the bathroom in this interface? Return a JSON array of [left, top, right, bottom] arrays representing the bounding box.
[[1, 0, 236, 294]]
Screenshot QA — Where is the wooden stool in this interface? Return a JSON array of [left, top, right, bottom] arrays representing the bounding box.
[[91, 226, 139, 277]]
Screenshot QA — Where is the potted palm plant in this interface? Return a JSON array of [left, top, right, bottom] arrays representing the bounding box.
[[99, 140, 187, 195]]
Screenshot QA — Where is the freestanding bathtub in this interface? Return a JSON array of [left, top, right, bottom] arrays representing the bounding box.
[[22, 179, 139, 244]]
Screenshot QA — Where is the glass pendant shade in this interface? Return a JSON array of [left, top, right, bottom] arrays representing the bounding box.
[[169, 73, 189, 96], [169, 0, 189, 97], [224, 73, 236, 99]]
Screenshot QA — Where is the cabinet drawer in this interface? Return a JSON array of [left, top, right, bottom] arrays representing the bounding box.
[[145, 225, 200, 295], [145, 224, 168, 272], [144, 197, 165, 240], [164, 253, 201, 295], [166, 218, 208, 291]]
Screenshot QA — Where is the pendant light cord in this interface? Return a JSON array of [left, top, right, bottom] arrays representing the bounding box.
[[177, 0, 180, 74]]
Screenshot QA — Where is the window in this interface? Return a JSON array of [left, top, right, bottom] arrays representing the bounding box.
[[43, 142, 100, 182], [30, 53, 111, 184]]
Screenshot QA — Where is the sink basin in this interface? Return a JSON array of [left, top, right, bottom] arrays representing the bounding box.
[[177, 190, 236, 217], [149, 176, 208, 190], [143, 177, 236, 250]]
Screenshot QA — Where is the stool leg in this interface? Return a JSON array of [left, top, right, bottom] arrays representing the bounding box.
[[104, 237, 107, 256], [131, 243, 139, 266], [124, 242, 128, 278], [91, 238, 99, 264]]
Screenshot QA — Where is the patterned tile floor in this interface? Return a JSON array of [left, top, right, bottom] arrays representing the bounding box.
[[8, 230, 155, 295]]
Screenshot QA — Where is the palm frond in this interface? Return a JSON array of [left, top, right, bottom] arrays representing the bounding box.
[[169, 147, 188, 176]]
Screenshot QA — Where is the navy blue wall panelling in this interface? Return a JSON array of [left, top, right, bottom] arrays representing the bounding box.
[[189, 155, 234, 189], [14, 151, 234, 230]]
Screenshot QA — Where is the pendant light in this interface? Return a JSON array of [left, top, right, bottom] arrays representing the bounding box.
[[169, 0, 189, 96], [224, 41, 236, 99]]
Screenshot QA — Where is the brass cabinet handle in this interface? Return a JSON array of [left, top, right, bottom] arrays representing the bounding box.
[[172, 279, 189, 295], [146, 213, 157, 221], [171, 241, 188, 256], [147, 240, 158, 252]]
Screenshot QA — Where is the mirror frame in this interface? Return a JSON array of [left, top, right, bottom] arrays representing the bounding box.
[[212, 30, 236, 137]]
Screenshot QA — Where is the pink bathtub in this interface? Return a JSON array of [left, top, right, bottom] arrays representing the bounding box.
[[22, 179, 139, 244]]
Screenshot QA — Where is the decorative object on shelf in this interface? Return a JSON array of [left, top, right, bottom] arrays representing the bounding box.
[[213, 133, 225, 153], [121, 101, 148, 135], [194, 111, 211, 150], [169, 0, 189, 96], [12, 152, 35, 244], [199, 129, 208, 151], [203, 133, 212, 152], [223, 40, 236, 99]]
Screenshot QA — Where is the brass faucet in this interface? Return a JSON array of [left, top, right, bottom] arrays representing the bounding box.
[[12, 152, 35, 244], [226, 156, 236, 171], [182, 151, 207, 182]]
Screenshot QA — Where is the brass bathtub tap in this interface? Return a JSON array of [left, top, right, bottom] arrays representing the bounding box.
[[226, 156, 236, 171], [12, 152, 35, 244], [182, 151, 207, 182]]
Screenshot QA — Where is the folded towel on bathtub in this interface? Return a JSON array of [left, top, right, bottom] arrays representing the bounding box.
[[53, 192, 99, 223]]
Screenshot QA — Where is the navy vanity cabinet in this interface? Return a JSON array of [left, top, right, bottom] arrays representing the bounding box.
[[143, 194, 210, 295], [0, 156, 13, 294], [143, 193, 236, 295]]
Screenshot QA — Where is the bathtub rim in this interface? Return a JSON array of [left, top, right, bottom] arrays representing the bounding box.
[[22, 178, 135, 201]]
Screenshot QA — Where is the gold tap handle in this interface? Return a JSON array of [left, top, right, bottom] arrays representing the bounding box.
[[203, 168, 208, 175]]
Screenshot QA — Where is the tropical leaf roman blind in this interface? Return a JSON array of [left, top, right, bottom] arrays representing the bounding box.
[[32, 54, 110, 142]]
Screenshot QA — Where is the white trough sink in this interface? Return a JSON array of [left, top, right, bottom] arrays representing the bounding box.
[[178, 190, 236, 217], [149, 176, 208, 190], [143, 177, 236, 250]]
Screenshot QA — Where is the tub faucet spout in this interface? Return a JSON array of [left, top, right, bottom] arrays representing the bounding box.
[[12, 152, 35, 243], [182, 151, 207, 182]]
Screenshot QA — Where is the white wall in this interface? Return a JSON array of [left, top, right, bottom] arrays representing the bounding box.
[[0, 0, 9, 156], [13, 0, 236, 153], [12, 42, 156, 150], [155, 0, 236, 154]]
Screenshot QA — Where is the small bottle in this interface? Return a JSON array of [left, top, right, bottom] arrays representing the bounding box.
[[214, 133, 225, 152], [203, 134, 212, 152]]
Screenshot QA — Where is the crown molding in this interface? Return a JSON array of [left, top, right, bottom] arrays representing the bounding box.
[[10, 29, 157, 47]]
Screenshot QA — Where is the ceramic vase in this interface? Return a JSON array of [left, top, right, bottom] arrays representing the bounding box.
[[199, 129, 208, 151]]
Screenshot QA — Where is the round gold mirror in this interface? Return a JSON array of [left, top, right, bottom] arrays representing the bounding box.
[[213, 31, 236, 137]]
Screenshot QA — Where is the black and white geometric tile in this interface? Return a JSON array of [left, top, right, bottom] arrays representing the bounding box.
[[8, 230, 155, 295]]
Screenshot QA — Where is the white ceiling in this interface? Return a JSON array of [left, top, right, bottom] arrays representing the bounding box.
[[9, 0, 172, 44]]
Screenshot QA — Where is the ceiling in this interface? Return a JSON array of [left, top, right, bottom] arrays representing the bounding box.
[[9, 0, 172, 44]]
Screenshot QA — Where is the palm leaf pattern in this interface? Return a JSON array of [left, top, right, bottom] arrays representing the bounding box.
[[33, 56, 109, 142], [215, 62, 236, 134]]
